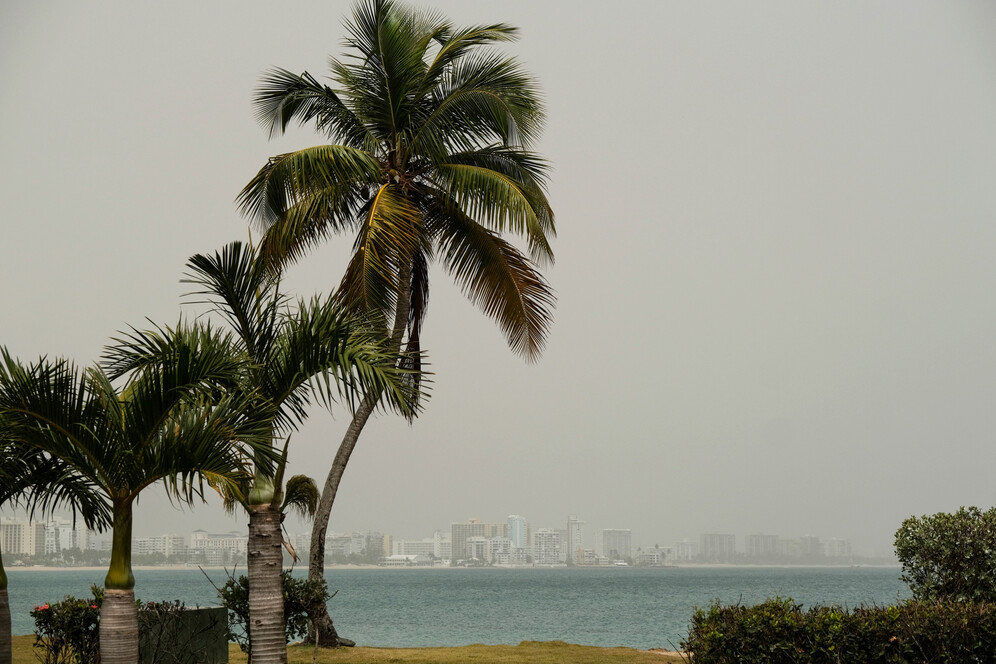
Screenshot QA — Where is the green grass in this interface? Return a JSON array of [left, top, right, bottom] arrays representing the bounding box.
[[12, 635, 685, 663]]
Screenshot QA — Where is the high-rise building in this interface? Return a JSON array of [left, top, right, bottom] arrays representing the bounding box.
[[700, 533, 736, 562], [567, 515, 585, 564], [824, 538, 852, 558], [0, 520, 45, 556], [597, 529, 632, 560], [675, 540, 699, 561], [450, 518, 506, 564], [507, 515, 528, 549], [745, 534, 779, 559], [532, 528, 562, 565]]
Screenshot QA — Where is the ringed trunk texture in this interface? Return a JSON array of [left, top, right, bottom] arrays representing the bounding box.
[[0, 588, 10, 664], [100, 589, 138, 664], [1, 541, 9, 664], [307, 266, 413, 647], [102, 503, 137, 664], [248, 504, 287, 664]]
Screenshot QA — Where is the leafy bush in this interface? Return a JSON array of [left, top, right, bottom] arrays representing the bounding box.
[[895, 505, 996, 602], [32, 587, 220, 664], [215, 569, 331, 656], [30, 586, 102, 664], [682, 597, 996, 663]]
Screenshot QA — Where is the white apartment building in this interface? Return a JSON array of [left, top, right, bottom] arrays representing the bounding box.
[[567, 515, 584, 564], [597, 529, 632, 560], [133, 534, 187, 558], [43, 517, 90, 555], [0, 520, 45, 556], [637, 545, 675, 567], [393, 538, 436, 557], [533, 528, 562, 565], [675, 539, 699, 561]]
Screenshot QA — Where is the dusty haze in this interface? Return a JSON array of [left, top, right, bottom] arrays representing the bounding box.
[[2, 1, 996, 557]]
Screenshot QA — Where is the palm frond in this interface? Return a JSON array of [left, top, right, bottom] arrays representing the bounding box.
[[426, 198, 555, 361], [428, 150, 554, 265], [281, 475, 319, 520], [254, 68, 372, 147], [338, 184, 421, 320], [237, 145, 382, 230]]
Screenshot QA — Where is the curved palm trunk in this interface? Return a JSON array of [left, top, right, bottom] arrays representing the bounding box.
[[247, 499, 287, 664], [0, 543, 11, 664], [307, 397, 376, 645], [101, 502, 138, 664], [308, 267, 413, 647]]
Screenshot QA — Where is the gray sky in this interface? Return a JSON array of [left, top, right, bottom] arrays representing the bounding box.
[[3, 1, 995, 557]]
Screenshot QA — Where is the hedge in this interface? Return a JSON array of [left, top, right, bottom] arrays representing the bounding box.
[[681, 597, 996, 663]]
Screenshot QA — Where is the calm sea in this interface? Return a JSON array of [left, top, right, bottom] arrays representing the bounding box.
[[6, 566, 908, 649]]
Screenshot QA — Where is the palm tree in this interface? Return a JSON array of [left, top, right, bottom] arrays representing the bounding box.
[[238, 0, 555, 642], [0, 441, 111, 664], [130, 241, 418, 663], [0, 328, 275, 664]]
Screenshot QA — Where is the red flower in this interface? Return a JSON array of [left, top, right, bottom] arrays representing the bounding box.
[[91, 604, 98, 609], [40, 604, 49, 610]]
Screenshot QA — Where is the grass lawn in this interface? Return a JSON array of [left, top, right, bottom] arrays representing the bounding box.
[[12, 635, 686, 663]]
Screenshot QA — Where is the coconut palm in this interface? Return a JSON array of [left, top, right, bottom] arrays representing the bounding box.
[[0, 328, 275, 664], [238, 0, 555, 642], [0, 441, 111, 664], [115, 241, 419, 663]]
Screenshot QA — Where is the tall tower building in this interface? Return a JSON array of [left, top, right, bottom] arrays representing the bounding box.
[[507, 515, 528, 549], [567, 515, 585, 564], [597, 529, 632, 560]]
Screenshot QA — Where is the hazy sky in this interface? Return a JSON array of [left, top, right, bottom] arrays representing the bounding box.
[[3, 1, 995, 557]]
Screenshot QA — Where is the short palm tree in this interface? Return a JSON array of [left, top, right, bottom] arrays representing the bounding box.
[[0, 328, 275, 664], [238, 0, 555, 642], [116, 241, 419, 663], [0, 440, 111, 664]]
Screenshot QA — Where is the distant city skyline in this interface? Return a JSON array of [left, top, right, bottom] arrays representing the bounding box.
[[2, 511, 883, 564]]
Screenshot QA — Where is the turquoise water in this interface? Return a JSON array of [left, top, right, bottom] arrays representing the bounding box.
[[7, 566, 908, 649]]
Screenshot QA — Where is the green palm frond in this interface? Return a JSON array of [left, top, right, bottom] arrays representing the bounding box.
[[339, 184, 422, 319], [281, 475, 319, 520], [244, 0, 554, 371], [426, 198, 554, 361], [420, 23, 520, 89], [254, 68, 373, 147], [0, 439, 111, 532], [238, 145, 382, 229], [429, 155, 554, 265]]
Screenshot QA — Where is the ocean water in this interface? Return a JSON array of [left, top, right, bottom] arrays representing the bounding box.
[[6, 566, 908, 649]]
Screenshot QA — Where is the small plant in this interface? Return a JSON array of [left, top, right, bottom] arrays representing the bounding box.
[[30, 586, 102, 664], [213, 569, 331, 658]]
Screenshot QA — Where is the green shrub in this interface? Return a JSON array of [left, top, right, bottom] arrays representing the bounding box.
[[682, 597, 996, 663], [31, 587, 220, 664], [895, 506, 996, 602], [30, 587, 102, 664], [216, 569, 331, 656]]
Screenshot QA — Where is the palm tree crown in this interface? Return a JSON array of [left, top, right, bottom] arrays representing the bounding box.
[[238, 0, 556, 366]]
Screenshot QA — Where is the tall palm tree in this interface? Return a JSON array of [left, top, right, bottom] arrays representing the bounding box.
[[238, 0, 555, 643], [0, 441, 111, 664], [0, 328, 275, 664], [119, 241, 419, 663]]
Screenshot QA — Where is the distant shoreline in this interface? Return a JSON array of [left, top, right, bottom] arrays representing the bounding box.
[[6, 562, 900, 572]]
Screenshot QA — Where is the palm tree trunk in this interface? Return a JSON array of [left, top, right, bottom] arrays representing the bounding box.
[[306, 395, 375, 645], [308, 265, 413, 647], [0, 545, 11, 664], [247, 501, 287, 664], [101, 501, 138, 664]]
